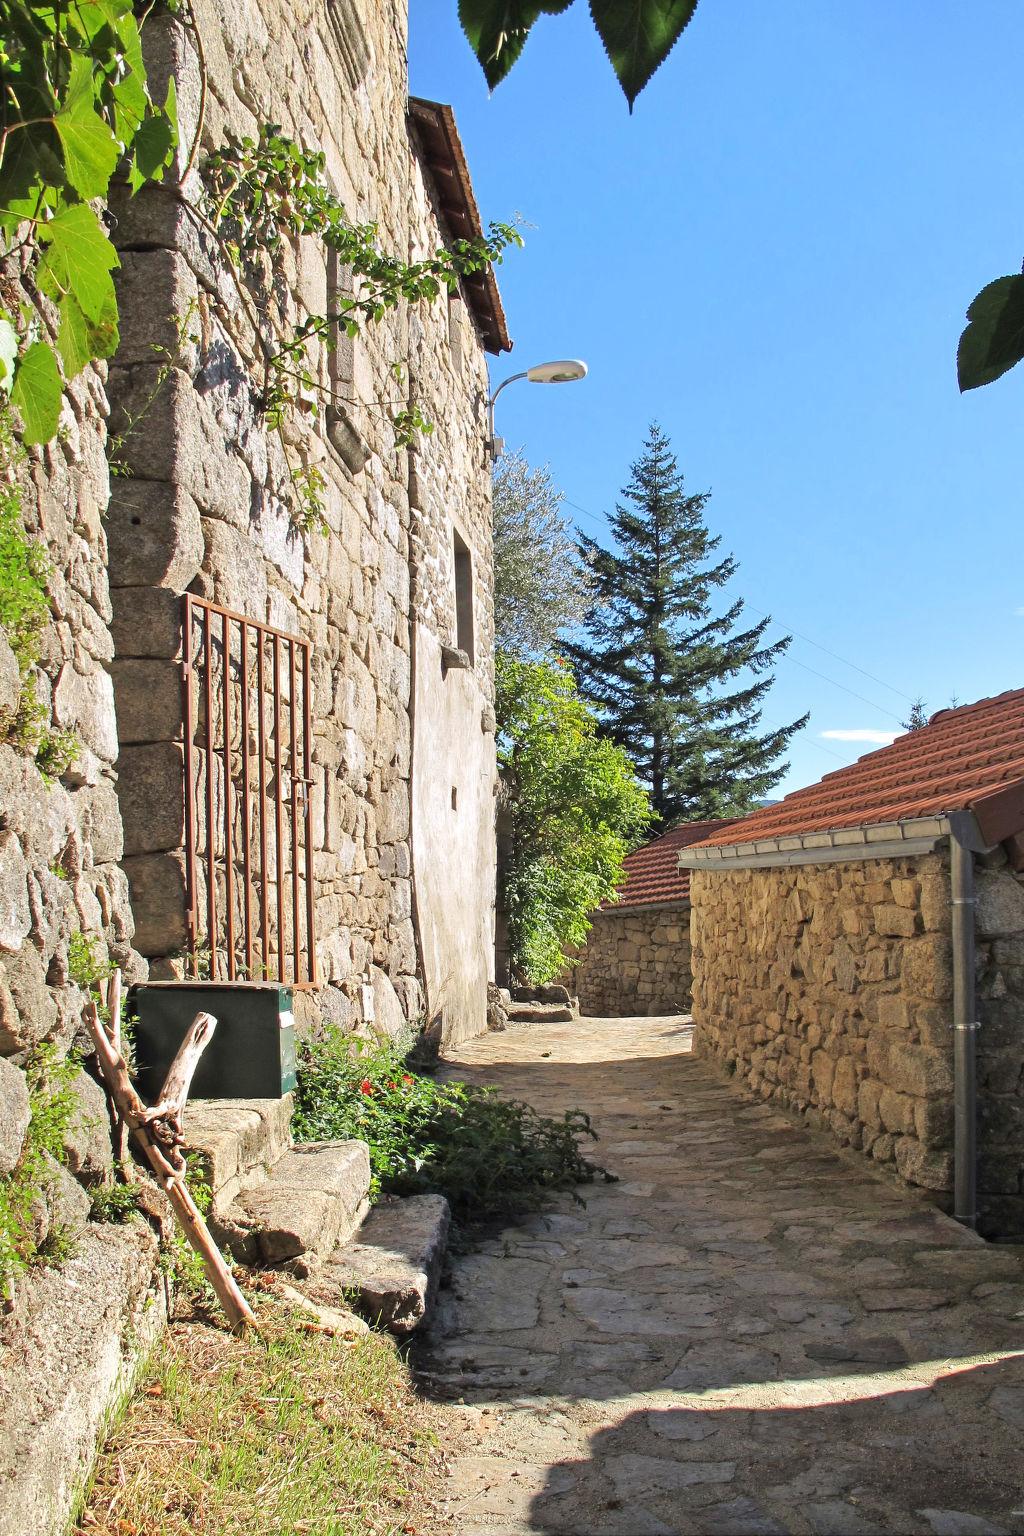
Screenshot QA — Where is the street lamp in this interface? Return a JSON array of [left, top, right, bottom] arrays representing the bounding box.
[[487, 359, 588, 456]]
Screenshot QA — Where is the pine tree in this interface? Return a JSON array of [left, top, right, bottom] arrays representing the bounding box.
[[901, 699, 930, 731], [563, 423, 808, 824]]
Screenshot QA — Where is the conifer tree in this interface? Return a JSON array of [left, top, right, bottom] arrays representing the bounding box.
[[563, 423, 807, 824]]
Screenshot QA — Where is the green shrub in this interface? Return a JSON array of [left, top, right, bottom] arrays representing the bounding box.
[[0, 1043, 80, 1298], [292, 1031, 610, 1224]]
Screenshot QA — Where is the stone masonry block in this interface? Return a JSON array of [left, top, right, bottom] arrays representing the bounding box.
[[111, 660, 183, 745], [976, 870, 1024, 940], [107, 481, 203, 593], [123, 851, 188, 955], [0, 1055, 30, 1174], [111, 587, 183, 659], [117, 742, 185, 855]]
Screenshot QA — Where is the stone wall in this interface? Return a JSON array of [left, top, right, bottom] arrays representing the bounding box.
[[690, 854, 957, 1196], [975, 852, 1024, 1239], [107, 0, 498, 1042], [564, 905, 692, 1017], [0, 274, 158, 1529]]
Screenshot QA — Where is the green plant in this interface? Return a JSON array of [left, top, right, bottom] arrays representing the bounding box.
[[0, 0, 178, 442], [293, 1032, 610, 1223], [496, 651, 651, 981], [89, 1173, 142, 1224], [68, 930, 111, 989], [493, 448, 593, 658], [0, 1042, 80, 1298]]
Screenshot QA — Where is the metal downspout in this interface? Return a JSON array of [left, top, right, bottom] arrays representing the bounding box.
[[949, 820, 978, 1228]]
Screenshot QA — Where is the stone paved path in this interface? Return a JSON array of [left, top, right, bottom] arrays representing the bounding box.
[[417, 1015, 1024, 1536]]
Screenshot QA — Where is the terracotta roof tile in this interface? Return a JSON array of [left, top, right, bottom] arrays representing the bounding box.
[[692, 688, 1024, 850], [606, 820, 742, 908]]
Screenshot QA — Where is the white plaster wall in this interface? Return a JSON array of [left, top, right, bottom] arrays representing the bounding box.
[[412, 625, 495, 1045]]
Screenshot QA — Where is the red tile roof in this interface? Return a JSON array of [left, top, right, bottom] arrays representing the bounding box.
[[606, 820, 742, 908], [691, 689, 1024, 851]]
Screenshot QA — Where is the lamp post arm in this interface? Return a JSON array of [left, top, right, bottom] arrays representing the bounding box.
[[487, 371, 528, 450]]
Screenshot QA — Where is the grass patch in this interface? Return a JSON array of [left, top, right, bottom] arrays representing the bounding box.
[[0, 1043, 80, 1298], [292, 1031, 610, 1225], [77, 1297, 451, 1536]]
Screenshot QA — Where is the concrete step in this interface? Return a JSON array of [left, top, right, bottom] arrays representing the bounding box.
[[219, 1140, 371, 1267], [315, 1193, 450, 1335], [181, 1096, 293, 1211]]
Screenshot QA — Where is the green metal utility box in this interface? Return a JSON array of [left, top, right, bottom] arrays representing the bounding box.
[[132, 982, 297, 1101]]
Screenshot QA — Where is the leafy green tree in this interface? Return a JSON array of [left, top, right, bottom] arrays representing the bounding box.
[[563, 423, 806, 823], [496, 653, 650, 982], [492, 449, 593, 657]]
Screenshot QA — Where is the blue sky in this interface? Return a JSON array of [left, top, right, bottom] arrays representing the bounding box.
[[409, 2, 1023, 796]]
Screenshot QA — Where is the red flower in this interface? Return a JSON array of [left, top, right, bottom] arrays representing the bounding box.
[[402, 1074, 414, 1085], [359, 1078, 373, 1095], [388, 1081, 398, 1091]]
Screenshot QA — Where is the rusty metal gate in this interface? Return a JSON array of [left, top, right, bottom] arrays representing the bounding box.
[[182, 595, 317, 988]]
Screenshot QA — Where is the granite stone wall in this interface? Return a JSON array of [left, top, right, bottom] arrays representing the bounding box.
[[691, 848, 1024, 1238], [565, 905, 692, 1017], [0, 273, 158, 1530], [690, 854, 957, 1195], [975, 852, 1024, 1239], [106, 0, 497, 1041]]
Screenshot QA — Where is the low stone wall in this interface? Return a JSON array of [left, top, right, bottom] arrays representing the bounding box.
[[691, 848, 1024, 1238], [975, 852, 1024, 1239], [690, 854, 957, 1195], [564, 905, 692, 1017]]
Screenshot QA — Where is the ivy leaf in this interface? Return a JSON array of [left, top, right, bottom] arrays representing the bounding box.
[[37, 203, 119, 323], [957, 273, 1024, 392], [459, 0, 574, 90], [0, 319, 17, 397], [589, 0, 700, 109], [57, 289, 119, 379], [54, 54, 121, 199], [11, 341, 63, 445]]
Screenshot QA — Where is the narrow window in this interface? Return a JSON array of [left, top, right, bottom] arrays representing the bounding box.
[[453, 527, 474, 663]]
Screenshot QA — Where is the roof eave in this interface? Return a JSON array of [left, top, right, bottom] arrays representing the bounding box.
[[677, 814, 965, 872], [408, 97, 513, 356]]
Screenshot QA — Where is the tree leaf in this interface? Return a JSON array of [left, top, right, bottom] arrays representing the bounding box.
[[0, 319, 18, 396], [53, 53, 121, 199], [957, 273, 1024, 392], [11, 341, 63, 445], [589, 0, 700, 109], [459, 0, 574, 90], [37, 202, 119, 323]]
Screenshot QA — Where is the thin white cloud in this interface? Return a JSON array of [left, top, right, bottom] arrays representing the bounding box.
[[821, 728, 900, 745], [1015, 606, 1024, 617]]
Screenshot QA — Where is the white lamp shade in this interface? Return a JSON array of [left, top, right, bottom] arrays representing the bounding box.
[[524, 359, 588, 384]]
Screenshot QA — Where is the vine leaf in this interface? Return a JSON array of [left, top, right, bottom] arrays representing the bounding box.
[[459, 0, 574, 90], [128, 79, 178, 193], [11, 342, 63, 445], [957, 273, 1024, 392], [54, 55, 121, 200], [0, 320, 17, 396], [589, 0, 700, 108], [37, 204, 119, 322]]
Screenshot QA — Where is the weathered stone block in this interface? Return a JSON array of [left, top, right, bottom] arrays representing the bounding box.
[[52, 661, 118, 766], [122, 851, 188, 955], [111, 659, 183, 744], [111, 586, 183, 658], [117, 742, 185, 855], [894, 1136, 953, 1191], [874, 904, 917, 939], [0, 1055, 30, 1174], [976, 870, 1024, 940], [0, 631, 20, 735], [62, 1069, 113, 1184], [107, 481, 203, 593], [0, 831, 31, 954]]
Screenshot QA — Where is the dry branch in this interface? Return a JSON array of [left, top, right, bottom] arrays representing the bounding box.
[[85, 985, 257, 1333]]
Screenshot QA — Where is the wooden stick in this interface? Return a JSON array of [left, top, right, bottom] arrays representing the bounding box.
[[101, 969, 131, 1169], [84, 1001, 257, 1334], [143, 1011, 217, 1133]]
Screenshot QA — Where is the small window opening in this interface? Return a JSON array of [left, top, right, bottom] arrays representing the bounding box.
[[451, 785, 458, 811], [453, 527, 474, 663]]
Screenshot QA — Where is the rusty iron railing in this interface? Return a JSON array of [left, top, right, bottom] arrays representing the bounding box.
[[182, 595, 317, 988]]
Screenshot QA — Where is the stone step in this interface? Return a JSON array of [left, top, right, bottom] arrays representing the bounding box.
[[505, 1001, 577, 1025], [181, 1096, 294, 1212], [218, 1140, 371, 1267], [317, 1193, 450, 1335]]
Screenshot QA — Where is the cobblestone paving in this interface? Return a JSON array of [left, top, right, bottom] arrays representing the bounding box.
[[418, 1016, 1024, 1536]]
